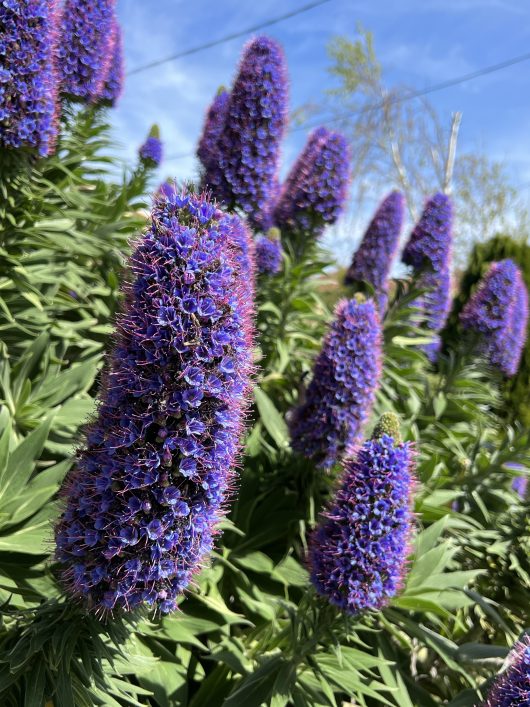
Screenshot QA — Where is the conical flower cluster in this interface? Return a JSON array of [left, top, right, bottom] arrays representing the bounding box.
[[309, 413, 416, 615], [197, 88, 230, 187], [289, 296, 382, 470], [212, 36, 288, 230], [55, 188, 255, 614], [256, 234, 283, 275], [402, 192, 453, 359], [99, 18, 124, 106], [344, 191, 405, 310], [139, 124, 164, 169], [460, 259, 528, 377], [482, 636, 530, 706], [274, 126, 350, 241], [58, 0, 117, 102], [139, 136, 163, 167], [0, 0, 60, 156]]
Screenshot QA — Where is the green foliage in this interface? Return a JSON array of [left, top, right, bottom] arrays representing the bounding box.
[[443, 233, 530, 424], [0, 109, 528, 707]]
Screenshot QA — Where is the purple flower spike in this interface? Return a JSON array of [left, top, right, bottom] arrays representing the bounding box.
[[309, 413, 416, 615], [344, 191, 405, 310], [460, 259, 528, 377], [274, 126, 351, 241], [289, 295, 382, 470], [139, 136, 163, 167], [58, 0, 116, 103], [512, 476, 528, 498], [99, 18, 124, 106], [55, 189, 255, 615], [256, 231, 283, 275], [212, 36, 288, 230], [482, 636, 530, 706], [505, 274, 529, 377], [197, 88, 230, 186], [0, 0, 60, 156], [402, 193, 453, 359], [226, 214, 256, 325]]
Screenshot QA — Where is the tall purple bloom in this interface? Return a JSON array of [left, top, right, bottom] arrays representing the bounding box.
[[273, 126, 350, 241], [99, 18, 124, 106], [309, 413, 416, 615], [460, 259, 528, 377], [482, 636, 530, 706], [255, 232, 283, 275], [139, 125, 163, 168], [139, 136, 163, 167], [212, 36, 288, 230], [55, 188, 254, 615], [289, 295, 382, 470], [344, 191, 405, 310], [226, 214, 256, 324], [197, 88, 230, 186], [512, 476, 528, 498], [402, 192, 453, 359], [0, 0, 60, 156], [58, 0, 116, 102]]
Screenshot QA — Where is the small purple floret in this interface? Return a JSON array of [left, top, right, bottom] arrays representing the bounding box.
[[274, 126, 350, 241], [309, 419, 416, 615], [289, 296, 382, 470], [55, 189, 254, 615]]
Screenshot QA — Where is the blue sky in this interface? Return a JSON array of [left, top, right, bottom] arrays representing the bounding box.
[[113, 0, 530, 243]]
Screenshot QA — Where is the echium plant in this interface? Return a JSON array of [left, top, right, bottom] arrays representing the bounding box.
[[344, 190, 405, 311], [58, 0, 117, 102], [289, 295, 382, 470], [99, 18, 124, 106], [309, 413, 416, 615], [213, 36, 288, 230], [0, 0, 60, 156], [55, 188, 255, 615], [273, 126, 350, 244], [402, 192, 453, 359], [139, 125, 163, 168], [197, 87, 230, 187], [482, 636, 530, 706], [255, 229, 283, 275], [460, 259, 529, 377]]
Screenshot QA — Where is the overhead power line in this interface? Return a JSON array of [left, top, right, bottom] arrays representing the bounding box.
[[127, 0, 332, 76], [294, 49, 530, 132], [164, 48, 530, 161]]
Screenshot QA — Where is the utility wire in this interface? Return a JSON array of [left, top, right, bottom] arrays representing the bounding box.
[[294, 49, 530, 132], [164, 49, 530, 160], [127, 0, 332, 76]]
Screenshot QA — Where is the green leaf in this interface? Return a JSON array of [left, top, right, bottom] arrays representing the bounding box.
[[24, 657, 46, 707], [253, 387, 289, 448], [0, 414, 55, 504]]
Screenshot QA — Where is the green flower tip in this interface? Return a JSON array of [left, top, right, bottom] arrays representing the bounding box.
[[372, 412, 401, 443], [216, 84, 227, 96], [149, 124, 161, 139], [353, 292, 367, 304], [266, 226, 281, 241], [455, 457, 471, 473]]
